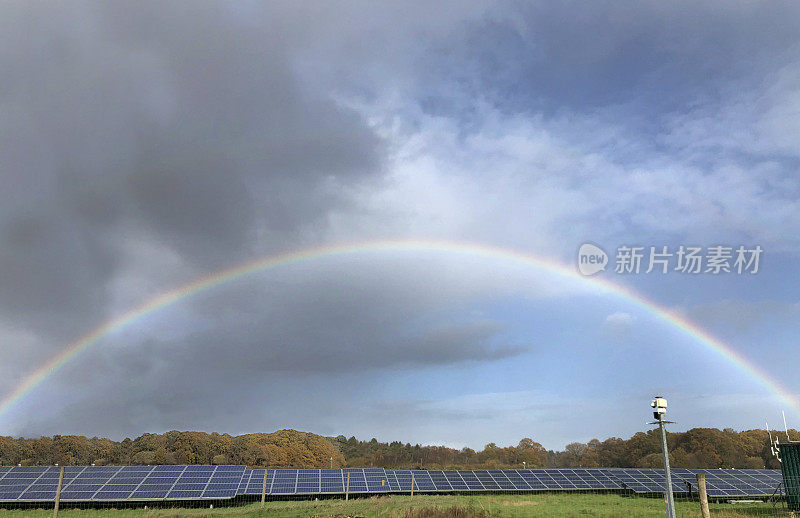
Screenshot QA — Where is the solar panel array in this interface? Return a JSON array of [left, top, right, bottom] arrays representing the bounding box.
[[673, 469, 783, 497], [235, 467, 780, 497], [0, 466, 783, 502], [0, 465, 244, 501]]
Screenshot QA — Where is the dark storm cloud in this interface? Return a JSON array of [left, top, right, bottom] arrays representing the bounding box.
[[17, 316, 525, 438], [9, 256, 532, 437], [161, 318, 522, 374], [0, 1, 381, 343], [85, 260, 529, 377]]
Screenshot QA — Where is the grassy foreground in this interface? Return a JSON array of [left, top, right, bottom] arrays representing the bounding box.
[[0, 493, 775, 517]]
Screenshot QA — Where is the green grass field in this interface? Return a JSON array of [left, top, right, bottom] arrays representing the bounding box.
[[0, 493, 777, 518]]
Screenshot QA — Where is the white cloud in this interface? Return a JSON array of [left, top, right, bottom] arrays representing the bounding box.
[[602, 311, 635, 340]]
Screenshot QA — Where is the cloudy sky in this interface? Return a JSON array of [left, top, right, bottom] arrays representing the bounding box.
[[2, 1, 799, 450]]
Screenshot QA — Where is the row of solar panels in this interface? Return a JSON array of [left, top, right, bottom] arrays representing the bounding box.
[[0, 466, 784, 501], [0, 465, 244, 501], [237, 468, 784, 497]]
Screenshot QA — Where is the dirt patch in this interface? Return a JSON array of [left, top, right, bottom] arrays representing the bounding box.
[[402, 506, 487, 517], [500, 500, 540, 506]]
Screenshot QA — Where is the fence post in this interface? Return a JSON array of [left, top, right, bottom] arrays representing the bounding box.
[[411, 471, 414, 498], [696, 473, 710, 518], [52, 466, 64, 518], [346, 472, 350, 501], [261, 468, 268, 508]]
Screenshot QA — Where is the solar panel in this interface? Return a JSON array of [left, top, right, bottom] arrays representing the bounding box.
[[487, 470, 516, 490], [458, 470, 485, 490], [320, 469, 345, 493], [503, 469, 531, 490], [297, 468, 320, 494], [271, 469, 298, 494], [550, 469, 581, 490], [389, 469, 435, 491], [518, 470, 549, 490], [343, 469, 368, 493], [201, 465, 246, 499], [236, 469, 251, 494], [410, 470, 436, 491], [678, 469, 781, 497], [473, 470, 501, 490], [428, 471, 453, 491], [365, 468, 390, 492], [601, 468, 692, 494], [443, 470, 469, 490]]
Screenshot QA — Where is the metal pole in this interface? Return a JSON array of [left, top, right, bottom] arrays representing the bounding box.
[[411, 471, 414, 498], [330, 457, 333, 469], [659, 417, 677, 518], [53, 466, 64, 518]]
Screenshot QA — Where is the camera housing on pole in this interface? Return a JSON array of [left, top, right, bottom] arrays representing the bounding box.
[[648, 396, 676, 518], [651, 397, 667, 420]]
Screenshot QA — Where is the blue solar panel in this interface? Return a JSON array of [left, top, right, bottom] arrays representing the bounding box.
[[119, 466, 154, 472], [386, 469, 436, 491], [488, 470, 516, 490], [458, 471, 485, 490], [503, 470, 531, 490], [443, 471, 469, 490], [428, 471, 452, 491], [217, 466, 244, 473], [153, 465, 184, 472], [677, 469, 781, 497], [409, 470, 436, 491], [297, 469, 320, 494], [473, 471, 500, 490], [320, 469, 344, 493], [519, 471, 548, 489], [271, 469, 298, 494], [389, 470, 410, 491], [244, 469, 272, 495], [365, 469, 390, 492]]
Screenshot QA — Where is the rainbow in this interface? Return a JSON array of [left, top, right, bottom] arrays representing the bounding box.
[[1, 239, 797, 423]]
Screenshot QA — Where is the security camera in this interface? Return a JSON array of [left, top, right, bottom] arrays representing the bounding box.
[[651, 396, 667, 420]]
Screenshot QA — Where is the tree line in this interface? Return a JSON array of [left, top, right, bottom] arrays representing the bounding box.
[[0, 427, 795, 469]]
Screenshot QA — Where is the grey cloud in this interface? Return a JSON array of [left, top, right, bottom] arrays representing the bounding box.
[[7, 255, 534, 436], [0, 1, 382, 342], [411, 2, 800, 121], [164, 318, 523, 374]]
